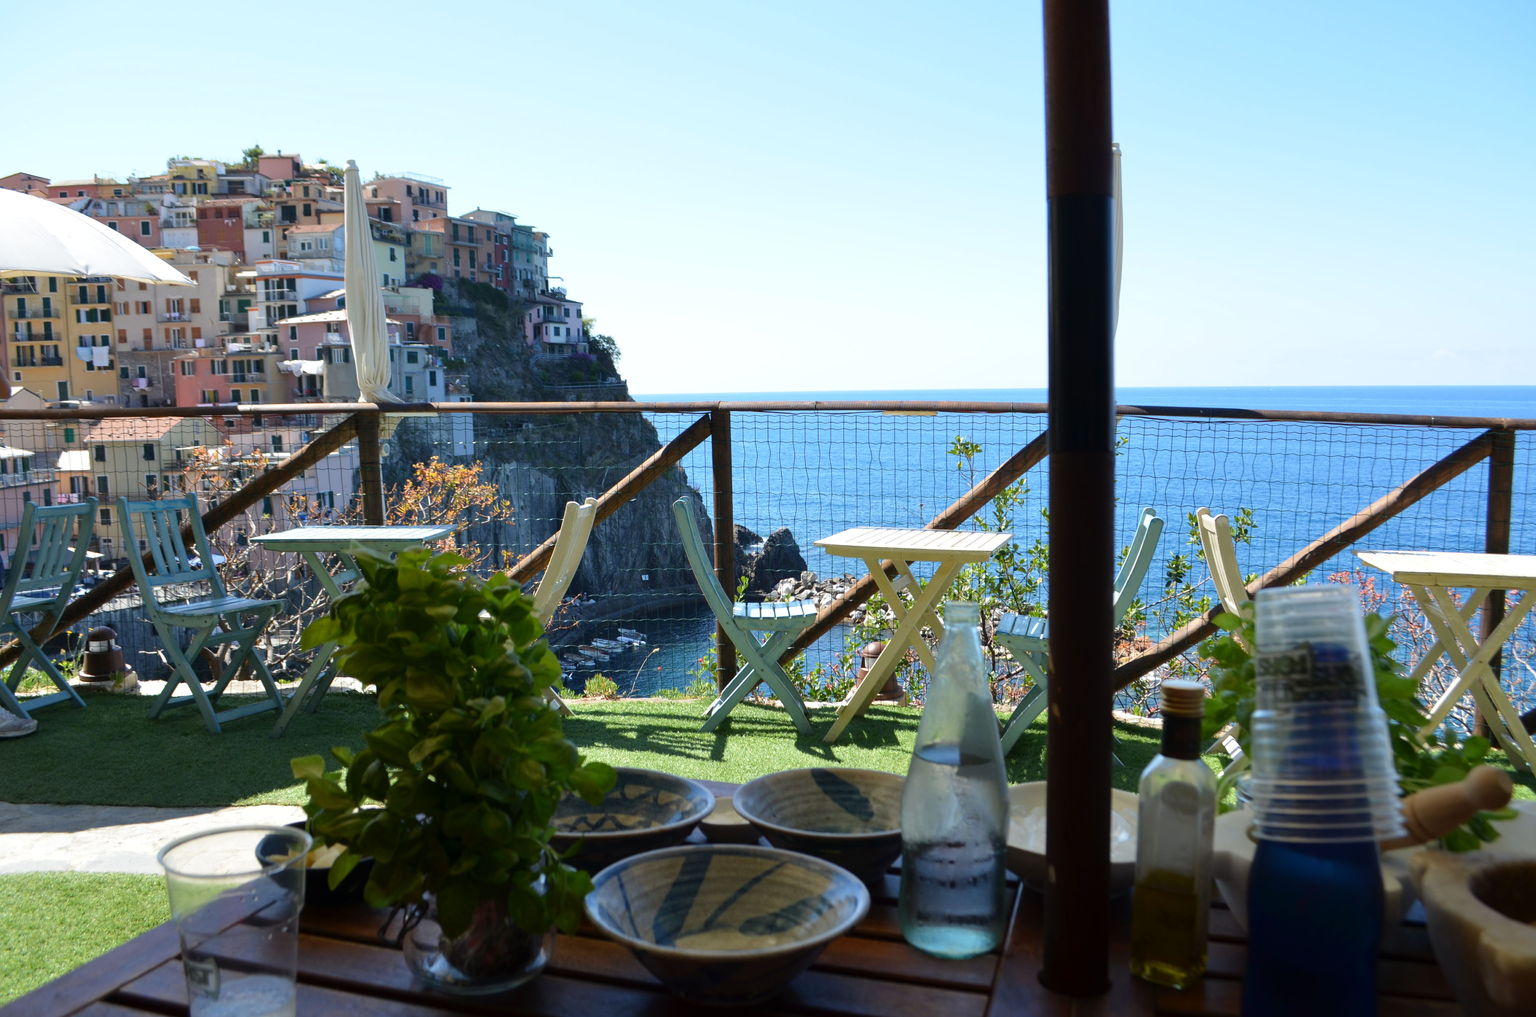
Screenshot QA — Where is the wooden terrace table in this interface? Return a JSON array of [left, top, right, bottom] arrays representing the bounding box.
[[250, 524, 455, 736], [815, 526, 1012, 744], [0, 833, 1457, 1015], [1357, 549, 1536, 772]]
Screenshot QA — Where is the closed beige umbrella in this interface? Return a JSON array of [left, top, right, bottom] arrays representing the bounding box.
[[343, 160, 401, 404]]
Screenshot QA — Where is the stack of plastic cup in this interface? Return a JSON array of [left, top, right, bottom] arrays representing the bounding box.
[[1247, 584, 1406, 843]]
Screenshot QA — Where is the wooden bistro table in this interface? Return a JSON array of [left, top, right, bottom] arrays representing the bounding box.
[[1357, 549, 1536, 772], [815, 526, 1011, 744], [0, 780, 1457, 1016], [251, 524, 454, 736]]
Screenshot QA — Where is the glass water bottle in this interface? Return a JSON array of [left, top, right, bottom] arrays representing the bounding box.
[[898, 600, 1009, 959], [1130, 679, 1216, 988]]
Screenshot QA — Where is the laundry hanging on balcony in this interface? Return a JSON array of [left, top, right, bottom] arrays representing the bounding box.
[[278, 360, 325, 376]]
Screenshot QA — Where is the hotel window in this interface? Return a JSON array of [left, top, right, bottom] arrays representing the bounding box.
[[139, 222, 151, 236], [108, 222, 119, 231], [94, 445, 106, 462], [143, 443, 155, 461], [96, 475, 109, 494], [100, 508, 111, 526]]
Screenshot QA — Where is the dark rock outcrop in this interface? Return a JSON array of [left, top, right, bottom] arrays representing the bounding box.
[[741, 528, 809, 597]]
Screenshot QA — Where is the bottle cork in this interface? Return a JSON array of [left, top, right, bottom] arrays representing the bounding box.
[[1161, 679, 1207, 718], [1378, 765, 1514, 852]]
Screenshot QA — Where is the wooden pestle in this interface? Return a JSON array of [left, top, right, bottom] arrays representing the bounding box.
[[1379, 765, 1514, 852]]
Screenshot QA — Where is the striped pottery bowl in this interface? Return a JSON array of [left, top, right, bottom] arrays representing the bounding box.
[[732, 767, 904, 884], [584, 844, 870, 1005], [551, 768, 714, 873]]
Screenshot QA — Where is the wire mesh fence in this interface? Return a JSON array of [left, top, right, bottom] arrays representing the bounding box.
[[1, 403, 1532, 726]]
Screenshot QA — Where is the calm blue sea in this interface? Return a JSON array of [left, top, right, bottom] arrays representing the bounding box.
[[595, 387, 1536, 703]]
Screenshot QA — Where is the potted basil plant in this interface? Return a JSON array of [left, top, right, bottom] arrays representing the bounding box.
[[291, 547, 615, 994]]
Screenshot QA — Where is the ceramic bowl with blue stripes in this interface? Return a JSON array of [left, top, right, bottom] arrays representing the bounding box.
[[732, 767, 904, 884], [551, 768, 715, 873], [584, 844, 869, 1005]]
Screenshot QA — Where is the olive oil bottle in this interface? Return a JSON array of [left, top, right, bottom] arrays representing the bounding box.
[[1130, 680, 1216, 988]]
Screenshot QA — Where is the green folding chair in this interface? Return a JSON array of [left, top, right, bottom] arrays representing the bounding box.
[[0, 500, 97, 717], [672, 496, 818, 734], [119, 493, 286, 733], [995, 506, 1165, 754]]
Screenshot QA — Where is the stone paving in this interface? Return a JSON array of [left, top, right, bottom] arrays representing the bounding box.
[[0, 802, 307, 875]]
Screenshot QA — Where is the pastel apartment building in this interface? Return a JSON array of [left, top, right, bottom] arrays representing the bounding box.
[[365, 174, 449, 225], [3, 273, 117, 405]]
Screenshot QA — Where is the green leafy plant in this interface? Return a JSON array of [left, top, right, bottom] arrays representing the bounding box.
[[1201, 604, 1514, 849], [583, 674, 620, 699], [290, 547, 615, 940]]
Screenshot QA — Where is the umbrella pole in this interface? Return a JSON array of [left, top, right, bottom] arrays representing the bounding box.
[[1040, 0, 1115, 997]]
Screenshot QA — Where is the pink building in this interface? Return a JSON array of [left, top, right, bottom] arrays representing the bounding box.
[[366, 174, 449, 225]]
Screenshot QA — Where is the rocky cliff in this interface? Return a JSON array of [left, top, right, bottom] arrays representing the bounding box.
[[386, 280, 705, 608]]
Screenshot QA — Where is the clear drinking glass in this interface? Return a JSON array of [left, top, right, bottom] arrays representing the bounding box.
[[157, 825, 309, 1017]]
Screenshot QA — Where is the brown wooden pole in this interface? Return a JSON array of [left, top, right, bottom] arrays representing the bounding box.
[[0, 415, 362, 668], [1481, 430, 1517, 732], [711, 409, 738, 691], [356, 414, 384, 525], [507, 413, 714, 583], [1041, 0, 1115, 995], [1111, 429, 1498, 689], [782, 429, 1052, 659]]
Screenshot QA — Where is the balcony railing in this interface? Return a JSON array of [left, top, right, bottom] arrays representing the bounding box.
[[69, 292, 112, 305], [2, 281, 39, 294], [0, 468, 56, 488], [9, 307, 61, 319], [40, 356, 64, 366], [7, 399, 1535, 748], [257, 289, 298, 302], [158, 312, 192, 322]]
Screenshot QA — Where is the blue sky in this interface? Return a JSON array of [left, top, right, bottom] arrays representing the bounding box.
[[4, 1, 1531, 393]]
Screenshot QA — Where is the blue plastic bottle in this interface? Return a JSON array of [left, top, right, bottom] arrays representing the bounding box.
[[1242, 839, 1383, 1016]]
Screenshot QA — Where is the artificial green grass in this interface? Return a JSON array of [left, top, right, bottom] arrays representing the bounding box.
[[0, 692, 382, 807], [565, 699, 1165, 790], [0, 873, 168, 1005], [4, 691, 1530, 808], [0, 692, 1166, 807]]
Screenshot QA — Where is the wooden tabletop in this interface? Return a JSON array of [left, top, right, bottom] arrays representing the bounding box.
[[816, 527, 1011, 561], [1357, 549, 1536, 589], [250, 524, 456, 554], [1, 863, 1455, 1016]]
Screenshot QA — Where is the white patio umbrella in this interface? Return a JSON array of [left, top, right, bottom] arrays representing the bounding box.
[[0, 188, 192, 285], [342, 160, 402, 404]]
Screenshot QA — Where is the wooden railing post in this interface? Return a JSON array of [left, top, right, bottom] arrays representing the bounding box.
[[356, 412, 385, 525], [1483, 429, 1517, 733], [710, 409, 737, 691]]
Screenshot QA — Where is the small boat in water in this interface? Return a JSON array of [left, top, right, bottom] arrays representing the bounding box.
[[591, 637, 627, 652], [578, 645, 611, 662], [617, 628, 648, 646]]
